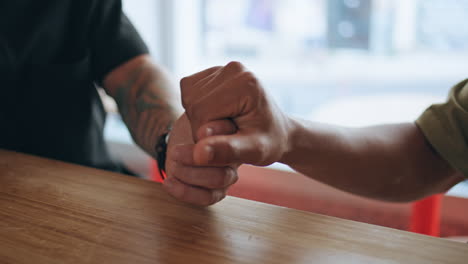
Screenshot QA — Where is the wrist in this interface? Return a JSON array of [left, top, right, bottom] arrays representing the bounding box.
[[278, 115, 300, 165]]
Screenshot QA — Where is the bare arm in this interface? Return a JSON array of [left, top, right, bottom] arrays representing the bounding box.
[[281, 121, 465, 202], [103, 55, 181, 156], [178, 62, 465, 203], [103, 55, 239, 206]]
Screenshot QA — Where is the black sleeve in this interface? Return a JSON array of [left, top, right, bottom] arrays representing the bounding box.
[[90, 0, 149, 84]]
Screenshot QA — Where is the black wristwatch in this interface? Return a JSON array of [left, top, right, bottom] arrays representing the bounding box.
[[155, 132, 170, 179]]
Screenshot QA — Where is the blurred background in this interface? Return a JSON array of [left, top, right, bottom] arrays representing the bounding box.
[[105, 0, 468, 195]]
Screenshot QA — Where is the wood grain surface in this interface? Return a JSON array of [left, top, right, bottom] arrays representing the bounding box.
[[0, 150, 467, 264]]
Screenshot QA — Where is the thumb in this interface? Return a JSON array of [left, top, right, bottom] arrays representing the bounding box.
[[197, 119, 237, 140], [193, 133, 272, 167]]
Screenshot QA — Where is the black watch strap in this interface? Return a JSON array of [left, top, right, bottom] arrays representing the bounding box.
[[155, 133, 169, 179]]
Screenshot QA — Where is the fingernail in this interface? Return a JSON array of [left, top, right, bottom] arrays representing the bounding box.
[[204, 145, 214, 162], [206, 127, 214, 137]]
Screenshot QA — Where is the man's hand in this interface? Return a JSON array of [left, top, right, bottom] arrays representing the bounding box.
[[176, 62, 465, 203], [104, 56, 242, 206], [163, 113, 239, 206], [178, 62, 293, 167]]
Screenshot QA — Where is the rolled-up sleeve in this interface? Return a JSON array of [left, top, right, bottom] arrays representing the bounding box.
[[416, 79, 468, 177]]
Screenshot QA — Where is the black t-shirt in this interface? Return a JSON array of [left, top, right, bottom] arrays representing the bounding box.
[[0, 0, 149, 173]]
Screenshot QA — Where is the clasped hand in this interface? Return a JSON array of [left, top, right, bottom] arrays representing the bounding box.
[[163, 62, 292, 206]]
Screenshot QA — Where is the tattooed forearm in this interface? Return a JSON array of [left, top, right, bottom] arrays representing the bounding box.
[[135, 89, 165, 113], [111, 59, 179, 156]]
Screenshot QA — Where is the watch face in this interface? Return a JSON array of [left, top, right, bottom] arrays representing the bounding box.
[[165, 133, 170, 144]]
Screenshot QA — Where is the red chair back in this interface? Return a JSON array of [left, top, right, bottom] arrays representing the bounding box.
[[409, 195, 442, 237]]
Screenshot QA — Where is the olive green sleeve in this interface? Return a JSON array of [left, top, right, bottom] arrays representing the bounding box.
[[416, 79, 468, 177]]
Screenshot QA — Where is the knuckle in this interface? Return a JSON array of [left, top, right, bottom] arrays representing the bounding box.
[[180, 87, 192, 110], [224, 167, 238, 186], [238, 72, 265, 108], [181, 93, 190, 109], [180, 76, 191, 90], [254, 136, 272, 166], [240, 71, 258, 86], [225, 61, 245, 73], [185, 104, 198, 121], [239, 72, 263, 97]]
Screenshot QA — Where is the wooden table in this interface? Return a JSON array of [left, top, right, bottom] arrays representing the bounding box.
[[0, 150, 466, 264]]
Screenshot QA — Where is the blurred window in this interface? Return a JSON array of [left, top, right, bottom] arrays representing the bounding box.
[[172, 0, 468, 126], [116, 0, 468, 192]]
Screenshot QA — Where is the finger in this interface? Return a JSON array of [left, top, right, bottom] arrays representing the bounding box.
[[193, 133, 271, 167], [196, 61, 246, 96], [169, 143, 241, 168], [180, 66, 221, 90], [180, 66, 222, 109], [163, 176, 227, 206], [186, 71, 261, 140], [169, 144, 196, 165], [171, 163, 238, 189], [187, 62, 247, 115], [184, 63, 245, 142], [197, 119, 237, 141]]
